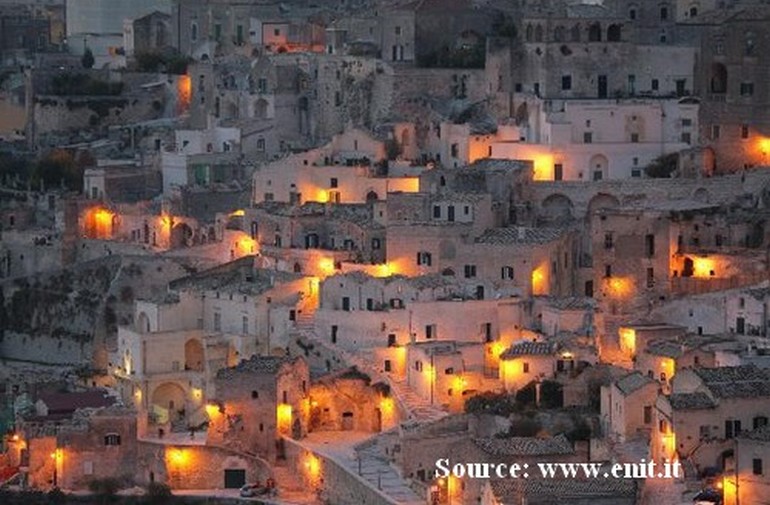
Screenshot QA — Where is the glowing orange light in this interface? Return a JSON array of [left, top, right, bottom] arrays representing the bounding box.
[[304, 452, 321, 480], [489, 341, 506, 360], [317, 257, 335, 276], [84, 207, 116, 239], [691, 256, 716, 278], [277, 403, 293, 433], [229, 209, 245, 217], [169, 448, 187, 465], [607, 277, 634, 298], [531, 153, 555, 181], [11, 434, 19, 442], [619, 328, 636, 357], [177, 74, 192, 114], [380, 396, 394, 414], [531, 264, 548, 295]]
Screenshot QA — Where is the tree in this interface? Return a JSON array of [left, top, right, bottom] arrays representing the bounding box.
[[644, 152, 679, 178], [81, 48, 95, 69]]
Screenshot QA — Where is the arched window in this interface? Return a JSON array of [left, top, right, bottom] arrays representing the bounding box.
[[607, 24, 621, 42], [588, 23, 602, 42], [689, 6, 698, 17], [525, 24, 533, 42], [554, 26, 565, 42], [710, 63, 727, 93], [104, 433, 121, 446], [534, 25, 544, 43], [191, 22, 198, 42]]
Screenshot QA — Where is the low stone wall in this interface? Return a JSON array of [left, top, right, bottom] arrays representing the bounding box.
[[283, 437, 399, 505]]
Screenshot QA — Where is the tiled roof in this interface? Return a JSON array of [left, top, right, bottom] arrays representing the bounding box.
[[38, 390, 116, 414], [615, 372, 656, 396], [473, 434, 574, 457], [491, 475, 637, 501], [475, 227, 567, 245], [500, 341, 554, 359], [539, 296, 596, 311], [668, 392, 716, 410], [216, 355, 295, 380], [645, 340, 684, 359], [696, 365, 770, 399]]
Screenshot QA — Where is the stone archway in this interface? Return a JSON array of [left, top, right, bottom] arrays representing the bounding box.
[[541, 194, 574, 222], [137, 312, 151, 333], [587, 193, 620, 216], [151, 382, 186, 422], [170, 222, 194, 248], [589, 154, 609, 180]]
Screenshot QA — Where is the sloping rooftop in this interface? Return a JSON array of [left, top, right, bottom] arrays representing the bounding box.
[[616, 372, 656, 396], [696, 365, 770, 399], [473, 434, 573, 457], [170, 258, 302, 296], [216, 355, 296, 380], [38, 390, 116, 414], [475, 226, 567, 245], [501, 341, 554, 359], [539, 296, 596, 311], [491, 475, 637, 501], [668, 392, 716, 410]]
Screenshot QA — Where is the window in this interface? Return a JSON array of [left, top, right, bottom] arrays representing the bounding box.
[[433, 205, 441, 218], [191, 22, 198, 42], [627, 74, 635, 95], [561, 75, 572, 90], [214, 312, 221, 331], [740, 82, 754, 96], [632, 169, 641, 178], [387, 334, 397, 347], [274, 28, 281, 37], [700, 425, 711, 439], [501, 266, 514, 280], [629, 8, 636, 19], [631, 133, 639, 143], [554, 163, 563, 181], [257, 78, 267, 93], [417, 251, 432, 266], [725, 419, 742, 439], [331, 325, 338, 343], [583, 132, 593, 144], [425, 324, 437, 339], [645, 234, 655, 256], [242, 316, 248, 334], [522, 362, 530, 373], [647, 267, 655, 288], [384, 360, 392, 372], [754, 416, 768, 429], [754, 458, 763, 476], [256, 138, 266, 152], [682, 118, 692, 127], [335, 91, 342, 106], [712, 125, 720, 140], [104, 434, 121, 446], [330, 177, 338, 188], [681, 132, 691, 144], [604, 232, 614, 249], [450, 143, 459, 158], [251, 390, 259, 399], [644, 406, 652, 424], [660, 6, 668, 20], [464, 265, 477, 278], [214, 23, 222, 40], [741, 125, 750, 139], [415, 361, 423, 372], [605, 264, 612, 278], [371, 238, 381, 250], [289, 310, 296, 322], [395, 26, 401, 35], [651, 79, 659, 91]]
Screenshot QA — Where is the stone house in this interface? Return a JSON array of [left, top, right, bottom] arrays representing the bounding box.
[[653, 365, 770, 472], [600, 371, 659, 442], [499, 341, 557, 394], [207, 355, 310, 462], [728, 425, 770, 505]]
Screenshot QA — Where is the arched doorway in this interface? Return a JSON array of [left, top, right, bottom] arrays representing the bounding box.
[[151, 382, 186, 422], [541, 194, 574, 222], [710, 63, 727, 93], [137, 312, 151, 333], [589, 154, 609, 180], [366, 190, 379, 202], [170, 223, 193, 248], [184, 339, 204, 371]]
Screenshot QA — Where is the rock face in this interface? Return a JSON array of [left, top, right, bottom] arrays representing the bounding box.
[[0, 255, 190, 367]]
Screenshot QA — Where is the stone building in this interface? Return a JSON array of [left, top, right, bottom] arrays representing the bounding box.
[[208, 355, 310, 462], [691, 6, 770, 172], [728, 425, 770, 505], [600, 371, 658, 443], [653, 365, 770, 472]]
